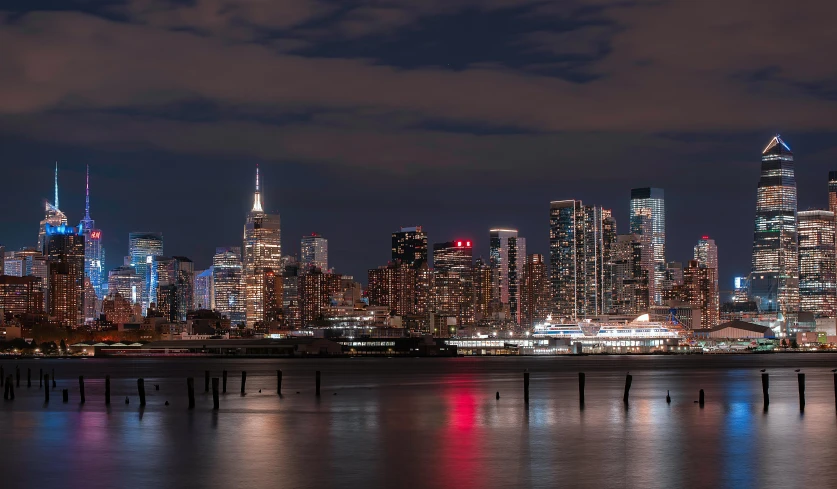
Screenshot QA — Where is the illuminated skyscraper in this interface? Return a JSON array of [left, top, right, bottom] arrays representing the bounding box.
[[432, 240, 474, 326], [155, 256, 195, 322], [0, 276, 44, 315], [489, 229, 526, 324], [798, 210, 836, 317], [683, 260, 719, 328], [748, 135, 799, 314], [549, 201, 616, 319], [300, 268, 341, 325], [694, 236, 719, 309], [301, 233, 328, 272], [829, 171, 837, 216], [367, 262, 416, 316], [129, 232, 164, 315], [79, 165, 106, 300], [213, 247, 245, 325], [108, 266, 142, 305], [609, 234, 649, 315], [45, 223, 85, 327], [472, 258, 492, 321], [38, 163, 68, 253], [194, 268, 214, 310], [243, 166, 282, 329], [521, 254, 550, 327], [630, 187, 665, 305], [391, 226, 427, 269]]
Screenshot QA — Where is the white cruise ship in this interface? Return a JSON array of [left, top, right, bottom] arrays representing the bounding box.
[[532, 314, 684, 340]]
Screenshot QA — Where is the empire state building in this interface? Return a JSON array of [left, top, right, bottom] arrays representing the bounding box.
[[243, 166, 282, 329]]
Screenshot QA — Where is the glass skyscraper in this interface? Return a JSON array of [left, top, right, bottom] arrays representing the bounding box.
[[629, 187, 665, 305], [79, 165, 106, 300], [38, 164, 68, 253], [213, 247, 245, 325], [300, 233, 329, 272], [489, 229, 526, 325], [45, 223, 85, 327], [391, 226, 428, 269], [129, 232, 164, 315], [243, 166, 282, 329], [549, 200, 616, 319], [798, 210, 836, 318], [748, 135, 799, 315]]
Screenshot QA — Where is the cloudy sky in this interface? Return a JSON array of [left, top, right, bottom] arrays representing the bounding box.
[[1, 0, 836, 289]]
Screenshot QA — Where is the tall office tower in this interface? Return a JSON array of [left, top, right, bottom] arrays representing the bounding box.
[[629, 187, 665, 305], [263, 269, 283, 325], [610, 234, 649, 315], [798, 210, 837, 317], [693, 236, 719, 305], [367, 262, 416, 316], [683, 260, 719, 328], [38, 164, 69, 253], [212, 247, 245, 325], [82, 277, 98, 322], [129, 232, 164, 315], [243, 166, 282, 329], [829, 171, 837, 216], [3, 255, 23, 277], [44, 223, 85, 327], [472, 257, 493, 321], [194, 268, 214, 310], [549, 201, 615, 319], [301, 233, 329, 272], [155, 256, 195, 322], [299, 269, 342, 325], [748, 135, 799, 314], [0, 276, 44, 315], [282, 259, 302, 329], [107, 266, 143, 305], [79, 165, 106, 300], [391, 226, 428, 268], [521, 254, 550, 327], [489, 229, 526, 324], [432, 240, 474, 326], [414, 263, 433, 316]]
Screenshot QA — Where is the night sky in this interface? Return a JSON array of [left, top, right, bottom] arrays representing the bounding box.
[[1, 0, 836, 291]]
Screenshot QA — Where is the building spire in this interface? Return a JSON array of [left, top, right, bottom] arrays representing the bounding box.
[[84, 164, 91, 220], [252, 164, 264, 212], [54, 162, 59, 209]]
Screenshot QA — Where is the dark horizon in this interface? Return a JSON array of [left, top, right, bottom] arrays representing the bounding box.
[[2, 1, 837, 290]]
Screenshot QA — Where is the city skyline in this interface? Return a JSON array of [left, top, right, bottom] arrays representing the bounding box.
[[3, 138, 837, 294]]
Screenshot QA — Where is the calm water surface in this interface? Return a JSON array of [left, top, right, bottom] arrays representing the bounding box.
[[2, 354, 837, 489]]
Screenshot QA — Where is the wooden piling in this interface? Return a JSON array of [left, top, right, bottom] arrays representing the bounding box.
[[666, 390, 671, 404], [240, 371, 247, 395], [138, 378, 146, 407], [222, 370, 228, 394], [798, 373, 805, 411], [623, 374, 632, 404], [578, 372, 585, 406], [187, 377, 195, 409], [762, 373, 769, 409], [277, 370, 283, 396], [212, 378, 220, 410], [699, 389, 705, 407], [44, 375, 49, 402], [316, 370, 321, 397], [105, 375, 111, 405], [79, 376, 85, 404], [524, 369, 530, 404], [62, 389, 68, 403], [205, 371, 210, 393]]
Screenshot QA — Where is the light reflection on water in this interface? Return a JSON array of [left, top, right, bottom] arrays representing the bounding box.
[[2, 355, 837, 489]]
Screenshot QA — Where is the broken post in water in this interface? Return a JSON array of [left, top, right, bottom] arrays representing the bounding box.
[[699, 389, 705, 407], [524, 369, 530, 404], [623, 374, 633, 404], [105, 375, 111, 405], [212, 378, 220, 410], [138, 378, 146, 407], [187, 377, 195, 409], [798, 373, 805, 411], [79, 376, 85, 404], [240, 371, 247, 395], [277, 370, 283, 396], [222, 370, 227, 394], [578, 372, 585, 406], [316, 370, 321, 397], [762, 373, 769, 409]]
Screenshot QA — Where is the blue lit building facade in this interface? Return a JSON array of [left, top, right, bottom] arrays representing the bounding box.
[[44, 223, 85, 327], [129, 232, 164, 315], [79, 165, 106, 300]]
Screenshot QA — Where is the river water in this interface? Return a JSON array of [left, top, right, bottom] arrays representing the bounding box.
[[1, 354, 837, 489]]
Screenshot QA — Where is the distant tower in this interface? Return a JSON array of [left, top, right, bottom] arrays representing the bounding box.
[[38, 163, 68, 252], [391, 227, 428, 269], [129, 232, 164, 315], [798, 210, 836, 318], [693, 236, 718, 306], [80, 165, 106, 301], [44, 223, 85, 327], [630, 188, 665, 305], [300, 233, 329, 271], [829, 171, 837, 216], [748, 135, 799, 316], [489, 229, 526, 324], [243, 165, 282, 329], [213, 247, 245, 325]]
